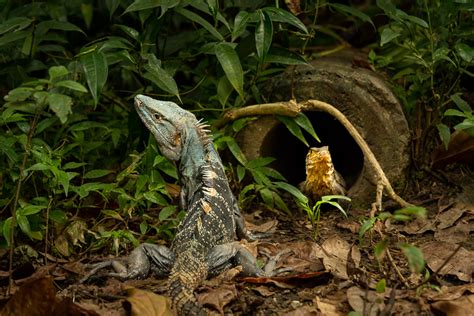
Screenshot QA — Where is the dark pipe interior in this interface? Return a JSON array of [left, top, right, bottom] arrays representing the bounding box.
[[259, 111, 364, 188]]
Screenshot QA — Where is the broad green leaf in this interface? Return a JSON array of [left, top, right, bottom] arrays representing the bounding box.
[[246, 157, 275, 169], [404, 14, 429, 28], [380, 27, 400, 46], [63, 162, 87, 170], [329, 3, 374, 28], [451, 94, 472, 113], [359, 217, 376, 240], [260, 166, 285, 181], [255, 10, 273, 63], [274, 181, 308, 205], [144, 191, 168, 206], [215, 43, 244, 98], [375, 279, 386, 293], [454, 120, 474, 131], [159, 205, 176, 220], [48, 66, 69, 80], [115, 24, 140, 41], [399, 243, 425, 273], [232, 11, 249, 42], [265, 47, 307, 65], [294, 113, 320, 142], [175, 7, 224, 41], [106, 0, 121, 18], [262, 7, 308, 34], [0, 30, 29, 47], [4, 87, 34, 102], [259, 188, 274, 208], [3, 217, 14, 245], [18, 204, 46, 216], [124, 0, 179, 14], [81, 3, 94, 29], [47, 93, 73, 124], [143, 54, 180, 101], [273, 192, 290, 215], [443, 109, 465, 117], [455, 43, 474, 63], [223, 136, 248, 165], [436, 123, 451, 150], [80, 50, 108, 106], [277, 115, 308, 146], [374, 239, 388, 260], [0, 17, 33, 35], [217, 75, 233, 106], [55, 80, 88, 93], [237, 164, 246, 182], [49, 210, 67, 223], [36, 20, 85, 35], [17, 215, 32, 237], [84, 169, 114, 179]]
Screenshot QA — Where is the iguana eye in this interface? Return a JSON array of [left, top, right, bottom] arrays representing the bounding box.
[[154, 113, 163, 121]]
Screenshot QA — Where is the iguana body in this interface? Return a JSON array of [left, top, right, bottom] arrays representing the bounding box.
[[82, 95, 262, 315], [300, 146, 346, 200]]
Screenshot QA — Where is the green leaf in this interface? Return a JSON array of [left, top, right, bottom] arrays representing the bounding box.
[[0, 31, 29, 47], [47, 93, 73, 124], [329, 3, 374, 28], [144, 191, 168, 206], [454, 120, 474, 131], [63, 162, 87, 170], [36, 20, 85, 35], [48, 66, 69, 80], [259, 188, 274, 208], [374, 239, 388, 260], [84, 169, 114, 179], [265, 47, 307, 65], [451, 94, 472, 113], [3, 217, 14, 246], [18, 204, 47, 216], [0, 17, 33, 35], [106, 0, 121, 17], [215, 42, 244, 99], [223, 136, 248, 165], [379, 27, 400, 46], [124, 0, 179, 14], [395, 206, 427, 218], [217, 75, 233, 106], [436, 123, 451, 150], [159, 205, 176, 220], [273, 181, 308, 205], [404, 14, 429, 28], [277, 115, 309, 146], [80, 50, 108, 106], [232, 11, 249, 42], [246, 157, 275, 169], [359, 217, 376, 240], [455, 43, 474, 63], [55, 80, 88, 93], [262, 7, 308, 34], [175, 7, 224, 41], [143, 54, 181, 101], [375, 279, 386, 293], [255, 10, 273, 63], [399, 243, 425, 273], [237, 164, 246, 182], [295, 113, 320, 142]]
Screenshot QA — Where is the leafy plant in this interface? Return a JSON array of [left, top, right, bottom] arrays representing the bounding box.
[[370, 0, 474, 160]]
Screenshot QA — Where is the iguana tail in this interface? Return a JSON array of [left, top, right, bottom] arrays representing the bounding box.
[[168, 248, 208, 315]]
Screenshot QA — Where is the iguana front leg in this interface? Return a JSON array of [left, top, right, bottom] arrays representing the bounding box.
[[80, 243, 174, 282]]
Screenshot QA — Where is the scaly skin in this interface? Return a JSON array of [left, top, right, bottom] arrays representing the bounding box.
[[81, 95, 263, 315]]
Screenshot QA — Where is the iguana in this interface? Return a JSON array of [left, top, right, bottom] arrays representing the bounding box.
[[299, 146, 346, 201], [81, 95, 264, 315]]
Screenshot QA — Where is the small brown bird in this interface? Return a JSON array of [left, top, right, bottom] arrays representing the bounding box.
[[300, 146, 346, 201]]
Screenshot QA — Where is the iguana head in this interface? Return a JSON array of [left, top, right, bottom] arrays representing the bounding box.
[[134, 94, 199, 161]]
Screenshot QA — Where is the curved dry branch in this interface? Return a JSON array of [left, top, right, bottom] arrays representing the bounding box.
[[213, 99, 412, 208]]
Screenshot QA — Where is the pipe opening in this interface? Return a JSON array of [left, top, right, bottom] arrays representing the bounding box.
[[259, 112, 364, 188]]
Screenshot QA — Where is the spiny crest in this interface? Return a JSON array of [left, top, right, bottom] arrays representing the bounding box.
[[195, 118, 212, 146]]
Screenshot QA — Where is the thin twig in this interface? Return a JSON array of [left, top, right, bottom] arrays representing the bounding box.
[[8, 113, 39, 295]]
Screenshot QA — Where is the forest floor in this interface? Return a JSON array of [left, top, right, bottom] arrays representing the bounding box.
[[1, 167, 473, 316]]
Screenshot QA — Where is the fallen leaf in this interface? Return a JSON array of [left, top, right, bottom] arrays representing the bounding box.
[[346, 286, 381, 316], [246, 219, 279, 233], [421, 241, 473, 282], [336, 220, 360, 234], [1, 276, 98, 316], [283, 305, 319, 316], [424, 283, 474, 301], [434, 221, 473, 243], [437, 204, 469, 229], [197, 284, 238, 314], [125, 287, 173, 316], [240, 271, 331, 288], [313, 296, 342, 316], [321, 236, 359, 280], [252, 286, 275, 297], [431, 294, 474, 316]]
